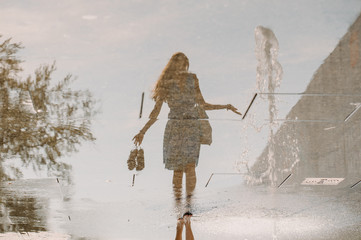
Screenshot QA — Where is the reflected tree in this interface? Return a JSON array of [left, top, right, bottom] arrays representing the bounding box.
[[0, 36, 97, 180]]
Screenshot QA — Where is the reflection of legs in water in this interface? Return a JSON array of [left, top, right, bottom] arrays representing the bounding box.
[[173, 163, 197, 212], [185, 163, 196, 195], [173, 170, 183, 211], [185, 163, 196, 208], [175, 213, 195, 240]]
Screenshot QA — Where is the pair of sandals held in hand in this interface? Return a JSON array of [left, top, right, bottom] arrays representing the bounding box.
[[127, 147, 144, 171]]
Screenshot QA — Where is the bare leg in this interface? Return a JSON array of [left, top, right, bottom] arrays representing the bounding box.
[[175, 218, 184, 240], [185, 163, 196, 195], [173, 170, 183, 212], [184, 214, 195, 240], [173, 170, 183, 189]]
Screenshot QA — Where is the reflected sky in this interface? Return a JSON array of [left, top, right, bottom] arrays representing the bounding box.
[[1, 0, 360, 178], [0, 1, 361, 239]]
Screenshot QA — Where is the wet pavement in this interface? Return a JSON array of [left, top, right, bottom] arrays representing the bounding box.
[[1, 2, 361, 240], [0, 174, 360, 239]]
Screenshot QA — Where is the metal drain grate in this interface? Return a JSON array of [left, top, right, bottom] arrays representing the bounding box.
[[301, 178, 344, 185]]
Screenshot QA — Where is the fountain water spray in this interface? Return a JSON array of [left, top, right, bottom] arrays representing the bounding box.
[[255, 26, 283, 186]]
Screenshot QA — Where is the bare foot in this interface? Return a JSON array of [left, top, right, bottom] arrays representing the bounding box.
[[175, 217, 184, 240], [183, 212, 192, 226], [177, 217, 184, 229]]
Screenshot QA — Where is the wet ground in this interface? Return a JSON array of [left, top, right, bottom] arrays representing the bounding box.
[[0, 175, 360, 240], [1, 2, 361, 239]]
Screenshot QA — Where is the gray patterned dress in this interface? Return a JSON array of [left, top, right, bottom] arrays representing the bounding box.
[[163, 74, 201, 171]]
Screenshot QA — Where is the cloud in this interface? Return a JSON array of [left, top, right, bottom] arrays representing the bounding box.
[[82, 15, 98, 20]]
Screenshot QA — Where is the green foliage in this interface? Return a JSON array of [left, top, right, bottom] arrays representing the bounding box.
[[0, 36, 97, 180]]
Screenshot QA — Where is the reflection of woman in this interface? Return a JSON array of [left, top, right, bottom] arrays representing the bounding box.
[[133, 52, 241, 204]]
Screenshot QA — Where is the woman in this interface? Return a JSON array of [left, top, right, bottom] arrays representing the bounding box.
[[175, 212, 194, 240], [133, 52, 241, 206]]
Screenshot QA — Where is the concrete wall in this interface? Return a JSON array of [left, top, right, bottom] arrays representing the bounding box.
[[251, 14, 361, 185]]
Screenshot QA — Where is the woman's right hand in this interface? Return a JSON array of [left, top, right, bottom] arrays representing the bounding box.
[[226, 104, 242, 116], [132, 132, 145, 146]]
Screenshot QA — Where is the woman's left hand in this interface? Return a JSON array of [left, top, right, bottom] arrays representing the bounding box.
[[132, 132, 145, 146], [226, 104, 242, 116]]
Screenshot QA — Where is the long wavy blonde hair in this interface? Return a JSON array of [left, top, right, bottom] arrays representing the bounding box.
[[152, 52, 189, 102]]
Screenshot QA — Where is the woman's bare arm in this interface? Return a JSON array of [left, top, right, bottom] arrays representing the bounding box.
[[193, 74, 242, 115], [133, 100, 163, 146]]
